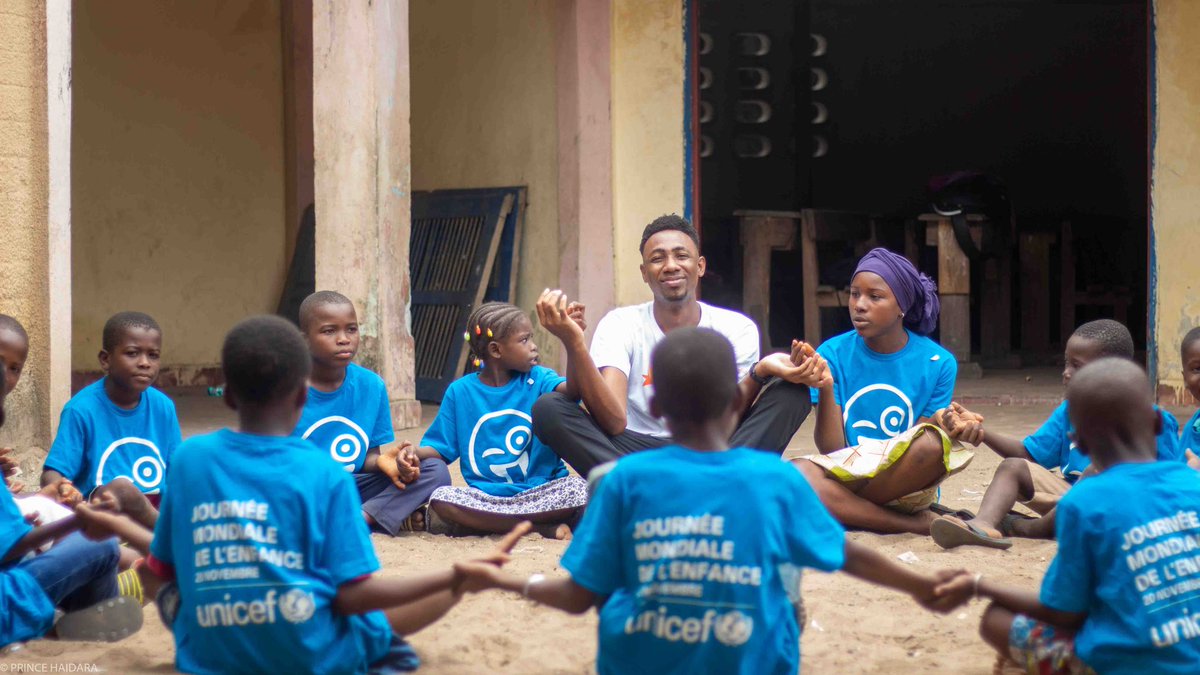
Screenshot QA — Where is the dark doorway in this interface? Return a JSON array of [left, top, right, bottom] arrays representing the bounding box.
[[696, 0, 1149, 357]]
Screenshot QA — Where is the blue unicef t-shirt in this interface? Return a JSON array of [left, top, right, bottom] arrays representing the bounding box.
[[44, 378, 182, 497], [811, 330, 956, 445], [293, 364, 395, 473], [149, 429, 392, 675], [421, 366, 567, 497], [1178, 409, 1200, 461], [1024, 402, 1182, 477], [0, 490, 55, 647], [1041, 462, 1200, 674], [562, 446, 846, 675]]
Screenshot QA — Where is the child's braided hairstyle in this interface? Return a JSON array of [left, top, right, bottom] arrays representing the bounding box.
[[464, 302, 528, 368]]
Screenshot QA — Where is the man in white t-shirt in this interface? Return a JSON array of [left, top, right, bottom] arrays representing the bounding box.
[[531, 214, 830, 476]]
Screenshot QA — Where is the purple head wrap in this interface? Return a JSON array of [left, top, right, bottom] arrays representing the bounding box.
[[852, 248, 940, 335]]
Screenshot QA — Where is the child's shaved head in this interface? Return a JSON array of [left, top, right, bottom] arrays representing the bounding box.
[[298, 291, 354, 331], [222, 316, 311, 404], [1072, 319, 1135, 360], [103, 311, 161, 351], [1067, 357, 1157, 465], [650, 327, 737, 425]]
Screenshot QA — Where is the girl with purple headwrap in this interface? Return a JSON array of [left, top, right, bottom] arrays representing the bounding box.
[[789, 248, 974, 535]]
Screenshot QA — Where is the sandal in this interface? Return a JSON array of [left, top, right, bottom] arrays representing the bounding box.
[[930, 516, 1013, 550], [397, 504, 429, 533], [998, 511, 1036, 537], [929, 503, 977, 521], [54, 596, 143, 642]]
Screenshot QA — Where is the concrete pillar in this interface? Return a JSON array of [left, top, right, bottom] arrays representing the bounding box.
[[0, 0, 72, 457], [556, 0, 616, 337], [312, 0, 421, 429], [282, 0, 314, 267], [1150, 0, 1200, 405]]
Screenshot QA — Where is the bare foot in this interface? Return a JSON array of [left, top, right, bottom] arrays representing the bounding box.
[[962, 518, 1004, 539], [910, 509, 940, 535], [533, 523, 572, 540]]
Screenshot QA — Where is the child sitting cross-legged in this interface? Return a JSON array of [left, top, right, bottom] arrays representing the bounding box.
[[293, 291, 451, 535], [453, 327, 975, 674], [416, 296, 591, 539], [119, 315, 527, 674], [929, 319, 1181, 550], [1175, 326, 1200, 467], [944, 358, 1200, 674]]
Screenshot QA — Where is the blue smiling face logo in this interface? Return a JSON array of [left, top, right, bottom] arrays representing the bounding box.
[[467, 410, 533, 483], [95, 437, 167, 494], [301, 415, 368, 472], [842, 384, 915, 441]]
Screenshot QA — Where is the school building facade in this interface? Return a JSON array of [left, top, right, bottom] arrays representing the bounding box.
[[0, 0, 1197, 452]]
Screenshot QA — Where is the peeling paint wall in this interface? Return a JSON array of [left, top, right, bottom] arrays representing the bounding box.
[[71, 0, 286, 371], [409, 0, 562, 362], [611, 0, 685, 306], [1151, 0, 1200, 403]]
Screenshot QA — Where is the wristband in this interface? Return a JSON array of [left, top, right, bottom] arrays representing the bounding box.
[[748, 360, 772, 386], [522, 573, 545, 598]]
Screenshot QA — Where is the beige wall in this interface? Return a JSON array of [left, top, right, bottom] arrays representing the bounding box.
[[611, 0, 685, 306], [1151, 0, 1200, 402], [72, 0, 286, 371], [410, 0, 563, 361]]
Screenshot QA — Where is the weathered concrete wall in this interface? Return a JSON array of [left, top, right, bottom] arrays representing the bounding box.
[[1151, 0, 1200, 403], [71, 0, 286, 371], [0, 0, 70, 452], [314, 0, 421, 429], [409, 0, 563, 360], [611, 0, 685, 306]]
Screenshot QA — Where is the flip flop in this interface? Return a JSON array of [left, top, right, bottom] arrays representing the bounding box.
[[998, 511, 1037, 537], [930, 516, 1013, 550], [397, 503, 429, 533], [54, 596, 143, 642], [929, 503, 977, 521]]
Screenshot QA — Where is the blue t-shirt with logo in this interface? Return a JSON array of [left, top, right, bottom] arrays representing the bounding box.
[[0, 491, 56, 647], [1041, 461, 1200, 674], [811, 330, 956, 446], [1178, 409, 1200, 461], [561, 446, 846, 675], [421, 366, 567, 497], [1024, 402, 1182, 478], [293, 363, 395, 473], [44, 378, 182, 497], [149, 429, 393, 675]]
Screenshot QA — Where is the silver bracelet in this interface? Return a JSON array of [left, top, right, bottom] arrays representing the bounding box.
[[522, 573, 545, 598], [973, 572, 983, 600]]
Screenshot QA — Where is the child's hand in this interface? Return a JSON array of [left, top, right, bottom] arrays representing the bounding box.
[[453, 521, 533, 595], [40, 478, 82, 508], [757, 352, 832, 388], [1187, 449, 1200, 472], [378, 442, 420, 490], [74, 502, 124, 541], [1, 448, 24, 493], [916, 569, 974, 613], [935, 403, 985, 446], [788, 340, 817, 367], [537, 289, 586, 345]]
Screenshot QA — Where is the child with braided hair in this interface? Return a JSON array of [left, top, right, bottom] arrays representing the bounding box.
[[412, 299, 590, 539]]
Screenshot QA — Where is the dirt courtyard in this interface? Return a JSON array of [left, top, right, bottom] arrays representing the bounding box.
[[7, 379, 1191, 674]]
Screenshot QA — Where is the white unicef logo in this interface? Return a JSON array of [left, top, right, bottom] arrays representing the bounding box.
[[467, 410, 532, 483], [713, 610, 754, 647], [95, 437, 166, 493], [279, 588, 315, 624], [302, 416, 368, 471], [842, 384, 915, 440]]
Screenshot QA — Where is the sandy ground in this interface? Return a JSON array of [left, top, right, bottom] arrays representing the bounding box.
[[7, 384, 1192, 674]]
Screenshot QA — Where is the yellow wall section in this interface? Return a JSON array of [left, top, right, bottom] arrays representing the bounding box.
[[409, 0, 561, 361], [1151, 0, 1200, 400], [71, 0, 286, 370], [611, 0, 685, 306]]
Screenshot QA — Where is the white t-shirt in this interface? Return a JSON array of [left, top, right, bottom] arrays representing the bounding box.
[[589, 301, 760, 437]]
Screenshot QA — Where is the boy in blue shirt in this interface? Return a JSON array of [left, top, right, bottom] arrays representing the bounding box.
[[930, 319, 1181, 550], [42, 312, 181, 505], [293, 291, 450, 535], [1177, 327, 1200, 464], [453, 328, 973, 674], [136, 315, 526, 674], [951, 358, 1200, 674], [0, 351, 142, 648]]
